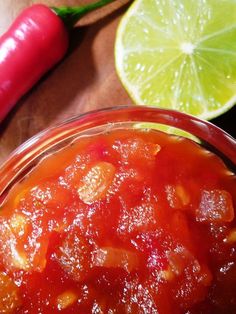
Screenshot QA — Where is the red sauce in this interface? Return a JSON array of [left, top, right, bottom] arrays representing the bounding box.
[[0, 129, 235, 313]]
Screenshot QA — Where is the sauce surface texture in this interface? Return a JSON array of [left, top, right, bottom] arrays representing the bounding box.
[[0, 129, 236, 313]]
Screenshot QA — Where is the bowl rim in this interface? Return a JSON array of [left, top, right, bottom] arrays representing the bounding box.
[[0, 105, 235, 198]]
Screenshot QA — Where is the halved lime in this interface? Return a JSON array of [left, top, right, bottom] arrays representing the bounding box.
[[115, 0, 236, 119]]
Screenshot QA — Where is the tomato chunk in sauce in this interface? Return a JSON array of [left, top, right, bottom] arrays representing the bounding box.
[[0, 129, 236, 313]]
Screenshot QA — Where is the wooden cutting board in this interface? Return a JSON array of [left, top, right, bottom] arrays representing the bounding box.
[[0, 0, 235, 165]]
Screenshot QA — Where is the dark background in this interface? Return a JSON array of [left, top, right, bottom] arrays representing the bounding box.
[[212, 106, 235, 138]]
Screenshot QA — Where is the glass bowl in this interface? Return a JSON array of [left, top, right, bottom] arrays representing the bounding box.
[[0, 105, 235, 205]]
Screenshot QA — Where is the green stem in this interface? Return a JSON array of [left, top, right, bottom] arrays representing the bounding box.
[[52, 0, 117, 29]]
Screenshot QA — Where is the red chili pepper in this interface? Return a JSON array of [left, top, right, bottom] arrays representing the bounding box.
[[0, 0, 116, 122]]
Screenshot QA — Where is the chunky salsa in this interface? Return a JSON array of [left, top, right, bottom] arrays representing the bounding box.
[[0, 128, 235, 313]]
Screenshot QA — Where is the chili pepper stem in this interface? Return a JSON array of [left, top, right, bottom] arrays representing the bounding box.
[[52, 0, 117, 29]]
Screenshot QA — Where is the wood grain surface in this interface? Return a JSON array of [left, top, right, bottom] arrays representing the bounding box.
[[0, 0, 235, 165], [0, 0, 132, 164]]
